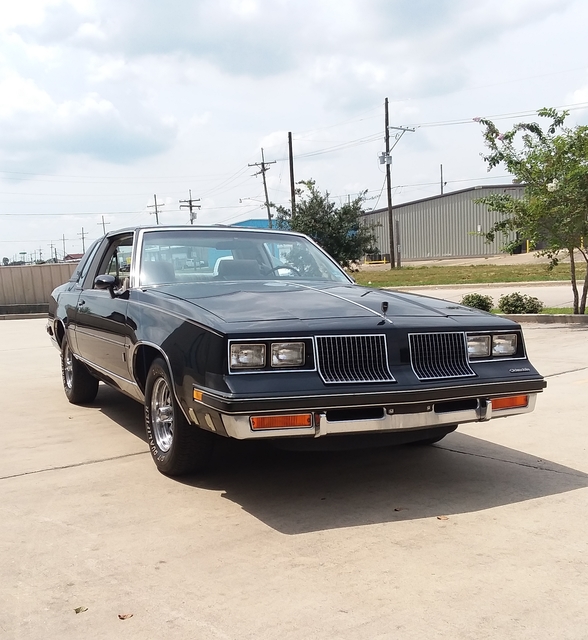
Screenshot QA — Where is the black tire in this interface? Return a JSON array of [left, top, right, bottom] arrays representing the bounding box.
[[61, 338, 99, 404], [144, 358, 214, 476]]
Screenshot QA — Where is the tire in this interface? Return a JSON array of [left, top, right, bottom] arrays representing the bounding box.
[[61, 338, 99, 404], [144, 358, 214, 476]]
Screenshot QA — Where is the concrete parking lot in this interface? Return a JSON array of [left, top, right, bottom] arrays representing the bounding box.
[[1, 318, 588, 639]]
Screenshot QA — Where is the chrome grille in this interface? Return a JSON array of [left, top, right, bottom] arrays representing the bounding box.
[[315, 334, 395, 384], [409, 332, 475, 380]]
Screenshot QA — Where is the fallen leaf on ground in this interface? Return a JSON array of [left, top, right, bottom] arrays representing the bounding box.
[[74, 607, 88, 614], [394, 507, 407, 512], [437, 515, 449, 521], [118, 613, 134, 620]]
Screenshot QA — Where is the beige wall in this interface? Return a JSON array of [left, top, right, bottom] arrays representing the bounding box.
[[0, 263, 77, 306]]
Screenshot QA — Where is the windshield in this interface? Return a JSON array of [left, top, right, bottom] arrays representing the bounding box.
[[138, 229, 351, 286]]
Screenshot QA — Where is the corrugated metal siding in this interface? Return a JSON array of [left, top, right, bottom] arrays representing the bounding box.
[[362, 185, 525, 261], [0, 263, 77, 306]]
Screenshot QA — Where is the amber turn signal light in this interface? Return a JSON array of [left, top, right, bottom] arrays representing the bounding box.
[[250, 414, 313, 430], [492, 395, 528, 410]]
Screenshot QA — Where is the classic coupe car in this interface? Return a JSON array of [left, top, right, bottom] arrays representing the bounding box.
[[48, 225, 546, 475]]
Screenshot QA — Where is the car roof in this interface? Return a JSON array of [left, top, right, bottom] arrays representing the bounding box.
[[104, 225, 306, 239]]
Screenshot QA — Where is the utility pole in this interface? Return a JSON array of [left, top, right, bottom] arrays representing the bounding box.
[[62, 234, 67, 260], [381, 98, 415, 269], [78, 227, 87, 253], [384, 98, 395, 269], [440, 164, 444, 195], [98, 215, 110, 235], [180, 189, 201, 224], [38, 247, 43, 261], [148, 194, 164, 225], [249, 148, 276, 229], [288, 132, 296, 219]]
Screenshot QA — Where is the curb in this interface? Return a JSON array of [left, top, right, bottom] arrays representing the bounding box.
[[0, 313, 47, 321], [392, 281, 570, 291]]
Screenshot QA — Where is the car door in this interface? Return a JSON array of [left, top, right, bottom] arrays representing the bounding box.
[[73, 232, 134, 382]]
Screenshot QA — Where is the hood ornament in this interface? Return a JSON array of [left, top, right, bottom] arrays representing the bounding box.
[[381, 301, 388, 317]]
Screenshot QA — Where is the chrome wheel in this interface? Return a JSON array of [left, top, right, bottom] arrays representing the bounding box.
[[151, 376, 174, 453], [63, 343, 74, 389]]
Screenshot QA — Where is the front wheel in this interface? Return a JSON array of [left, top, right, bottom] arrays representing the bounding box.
[[145, 358, 214, 476], [61, 338, 99, 404]]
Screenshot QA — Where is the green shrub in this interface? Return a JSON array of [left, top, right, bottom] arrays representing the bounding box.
[[460, 293, 494, 312], [498, 292, 544, 314]]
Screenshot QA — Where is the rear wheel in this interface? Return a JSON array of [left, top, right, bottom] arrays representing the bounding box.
[[145, 358, 214, 476], [61, 338, 99, 404]]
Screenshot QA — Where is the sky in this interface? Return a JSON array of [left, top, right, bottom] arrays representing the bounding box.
[[1, 0, 588, 261]]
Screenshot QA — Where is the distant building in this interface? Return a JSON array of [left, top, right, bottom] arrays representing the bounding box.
[[64, 253, 84, 262], [361, 184, 525, 262]]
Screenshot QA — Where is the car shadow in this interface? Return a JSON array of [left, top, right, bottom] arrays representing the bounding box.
[[96, 386, 588, 535]]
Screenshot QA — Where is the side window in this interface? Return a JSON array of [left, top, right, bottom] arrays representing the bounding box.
[[105, 244, 133, 277], [69, 239, 101, 284], [93, 234, 134, 289]]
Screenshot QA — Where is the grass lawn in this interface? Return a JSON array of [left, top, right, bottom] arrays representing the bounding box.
[[353, 263, 586, 287]]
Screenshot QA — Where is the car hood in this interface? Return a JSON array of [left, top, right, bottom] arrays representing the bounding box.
[[151, 281, 482, 323]]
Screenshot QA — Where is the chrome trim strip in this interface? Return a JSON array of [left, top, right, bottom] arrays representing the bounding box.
[[76, 354, 137, 387], [294, 282, 392, 323], [74, 328, 126, 347], [129, 340, 193, 424], [220, 394, 537, 440]]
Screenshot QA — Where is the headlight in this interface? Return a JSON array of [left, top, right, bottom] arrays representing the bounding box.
[[230, 344, 266, 369], [467, 335, 491, 358], [492, 334, 517, 356], [271, 342, 305, 367]]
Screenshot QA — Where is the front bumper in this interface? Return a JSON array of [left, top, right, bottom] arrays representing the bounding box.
[[220, 393, 537, 440]]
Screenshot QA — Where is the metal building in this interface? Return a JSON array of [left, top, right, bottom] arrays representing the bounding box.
[[361, 184, 525, 262]]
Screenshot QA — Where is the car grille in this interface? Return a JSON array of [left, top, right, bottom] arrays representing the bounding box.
[[315, 335, 395, 384], [409, 332, 475, 380]]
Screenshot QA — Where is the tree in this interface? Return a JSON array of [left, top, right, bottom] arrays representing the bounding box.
[[2, 257, 9, 266], [476, 108, 588, 314], [273, 180, 378, 268]]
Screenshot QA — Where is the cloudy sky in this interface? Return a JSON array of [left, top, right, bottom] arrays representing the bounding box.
[[1, 0, 587, 260]]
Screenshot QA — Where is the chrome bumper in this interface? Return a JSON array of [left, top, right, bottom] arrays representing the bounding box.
[[220, 394, 537, 440]]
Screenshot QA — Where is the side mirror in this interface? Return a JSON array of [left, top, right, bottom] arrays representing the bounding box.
[[94, 274, 117, 297]]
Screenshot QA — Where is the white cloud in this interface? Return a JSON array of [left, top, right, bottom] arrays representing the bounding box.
[[0, 0, 587, 258]]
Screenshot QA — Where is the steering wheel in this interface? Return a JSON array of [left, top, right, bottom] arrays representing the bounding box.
[[264, 265, 300, 276]]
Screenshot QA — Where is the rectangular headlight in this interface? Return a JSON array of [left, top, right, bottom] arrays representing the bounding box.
[[230, 343, 266, 369], [271, 342, 305, 367], [492, 334, 517, 356], [467, 335, 491, 358]]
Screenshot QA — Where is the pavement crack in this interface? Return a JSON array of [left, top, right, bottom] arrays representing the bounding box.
[[545, 366, 588, 378], [0, 451, 149, 481], [438, 446, 588, 478]]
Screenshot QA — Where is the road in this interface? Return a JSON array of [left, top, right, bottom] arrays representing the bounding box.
[[397, 281, 576, 309], [1, 319, 588, 639]]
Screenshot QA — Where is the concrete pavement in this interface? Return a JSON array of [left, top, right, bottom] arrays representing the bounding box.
[[1, 319, 588, 639]]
